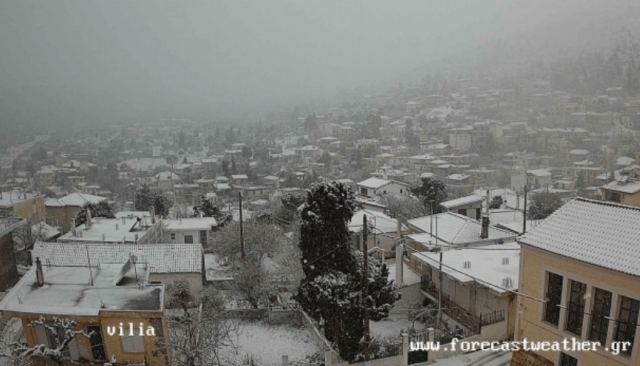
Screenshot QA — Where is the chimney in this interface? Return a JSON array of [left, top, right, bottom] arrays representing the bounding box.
[[480, 215, 489, 239], [35, 257, 44, 287], [463, 260, 471, 269], [85, 207, 92, 229], [516, 193, 520, 210], [485, 189, 490, 214]]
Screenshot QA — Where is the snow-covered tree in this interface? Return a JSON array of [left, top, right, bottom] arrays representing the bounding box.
[[411, 177, 447, 213], [167, 289, 238, 366], [296, 181, 398, 361], [0, 317, 92, 366]]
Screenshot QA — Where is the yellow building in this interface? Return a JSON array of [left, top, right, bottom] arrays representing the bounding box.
[[45, 192, 107, 233], [601, 180, 640, 207], [0, 259, 170, 365], [0, 191, 46, 222], [513, 198, 640, 366]]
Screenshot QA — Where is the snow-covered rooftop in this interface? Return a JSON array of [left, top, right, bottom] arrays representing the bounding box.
[[0, 191, 39, 207], [32, 242, 203, 274], [407, 212, 516, 246], [58, 216, 153, 243], [520, 198, 640, 276], [45, 192, 106, 208], [163, 217, 217, 231], [348, 209, 405, 234], [0, 263, 163, 316], [441, 194, 483, 209], [602, 179, 640, 194], [412, 242, 520, 294], [357, 177, 391, 189]]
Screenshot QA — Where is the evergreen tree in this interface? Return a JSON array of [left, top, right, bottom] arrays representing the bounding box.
[[489, 195, 504, 209], [193, 195, 221, 218], [411, 177, 447, 212], [75, 201, 115, 226], [134, 185, 173, 218], [528, 192, 564, 220], [296, 182, 397, 361]]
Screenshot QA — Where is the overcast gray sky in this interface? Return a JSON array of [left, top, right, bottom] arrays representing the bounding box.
[[0, 0, 638, 128]]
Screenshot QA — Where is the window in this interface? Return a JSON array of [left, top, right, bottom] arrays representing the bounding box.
[[543, 272, 563, 326], [566, 280, 586, 335], [360, 187, 367, 196], [200, 230, 207, 244], [87, 326, 106, 361], [184, 234, 193, 244], [458, 208, 466, 215], [559, 352, 578, 366], [614, 296, 639, 356], [121, 334, 144, 353], [589, 288, 612, 344], [170, 232, 176, 240]]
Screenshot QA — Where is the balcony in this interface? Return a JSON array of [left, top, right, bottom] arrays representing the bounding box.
[[420, 278, 506, 334]]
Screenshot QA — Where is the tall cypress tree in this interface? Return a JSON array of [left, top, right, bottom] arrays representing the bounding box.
[[296, 182, 398, 361]]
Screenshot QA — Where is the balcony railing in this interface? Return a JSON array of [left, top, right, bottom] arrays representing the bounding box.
[[420, 278, 481, 334]]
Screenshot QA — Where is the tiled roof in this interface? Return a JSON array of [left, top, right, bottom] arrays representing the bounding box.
[[519, 198, 640, 276], [32, 242, 203, 274]]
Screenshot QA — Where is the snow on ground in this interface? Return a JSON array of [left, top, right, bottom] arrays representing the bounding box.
[[370, 283, 427, 339], [428, 350, 512, 366], [220, 321, 321, 366], [204, 253, 234, 281], [386, 260, 421, 286]]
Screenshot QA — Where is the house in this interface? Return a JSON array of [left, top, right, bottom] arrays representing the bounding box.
[[513, 198, 640, 366], [154, 171, 181, 191], [173, 183, 200, 205], [32, 241, 205, 304], [230, 174, 249, 186], [526, 169, 553, 189], [0, 190, 46, 222], [405, 212, 516, 251], [57, 215, 163, 244], [440, 194, 484, 220], [162, 217, 217, 244], [601, 179, 640, 207], [356, 177, 409, 198], [409, 242, 520, 340], [0, 257, 170, 365], [45, 192, 107, 233], [348, 209, 407, 259]]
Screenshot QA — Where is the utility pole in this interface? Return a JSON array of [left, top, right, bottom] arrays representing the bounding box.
[[436, 249, 443, 335], [435, 214, 442, 337], [362, 214, 370, 356], [522, 185, 528, 235], [239, 192, 245, 259]]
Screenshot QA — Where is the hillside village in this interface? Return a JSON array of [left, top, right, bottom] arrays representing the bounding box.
[[1, 67, 640, 366], [2, 1, 640, 365]]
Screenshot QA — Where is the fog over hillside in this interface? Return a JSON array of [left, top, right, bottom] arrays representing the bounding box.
[[0, 0, 639, 131]]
